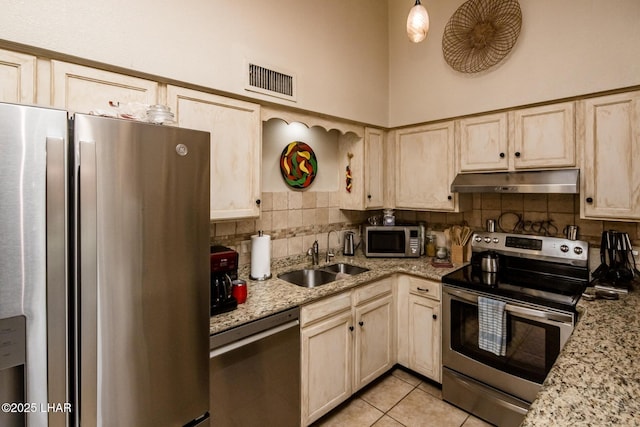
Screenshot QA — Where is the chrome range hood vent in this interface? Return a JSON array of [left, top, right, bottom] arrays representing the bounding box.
[[450, 169, 580, 194]]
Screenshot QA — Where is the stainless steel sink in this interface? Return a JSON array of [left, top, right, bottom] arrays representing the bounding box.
[[278, 269, 337, 288], [323, 263, 370, 275], [278, 263, 370, 288]]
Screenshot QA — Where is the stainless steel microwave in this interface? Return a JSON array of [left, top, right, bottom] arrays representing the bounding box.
[[364, 226, 421, 258]]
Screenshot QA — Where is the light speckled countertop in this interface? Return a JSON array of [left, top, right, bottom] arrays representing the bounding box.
[[209, 254, 460, 335], [210, 255, 640, 426], [521, 284, 640, 427]]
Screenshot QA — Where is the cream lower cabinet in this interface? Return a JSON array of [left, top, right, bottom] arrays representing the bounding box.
[[167, 86, 262, 220], [580, 91, 640, 221], [300, 279, 394, 426], [397, 275, 441, 382]]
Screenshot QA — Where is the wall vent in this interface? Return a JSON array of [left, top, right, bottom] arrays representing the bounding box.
[[246, 62, 296, 102]]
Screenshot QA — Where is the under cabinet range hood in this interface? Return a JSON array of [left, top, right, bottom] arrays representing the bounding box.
[[450, 169, 580, 194]]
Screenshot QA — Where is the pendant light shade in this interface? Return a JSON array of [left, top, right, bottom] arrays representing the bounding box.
[[407, 0, 430, 43]]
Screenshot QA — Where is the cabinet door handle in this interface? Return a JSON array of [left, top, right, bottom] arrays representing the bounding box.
[[349, 326, 354, 331], [358, 321, 364, 327], [417, 287, 430, 292], [447, 195, 452, 200], [499, 152, 505, 158], [255, 199, 261, 205], [367, 194, 372, 199], [586, 197, 593, 204], [432, 314, 437, 320], [515, 151, 521, 158]]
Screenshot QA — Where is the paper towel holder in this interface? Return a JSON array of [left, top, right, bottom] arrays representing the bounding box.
[[250, 230, 272, 281]]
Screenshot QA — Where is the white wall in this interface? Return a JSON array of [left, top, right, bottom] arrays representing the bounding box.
[[262, 119, 339, 192], [387, 0, 640, 127], [2, 0, 640, 128], [0, 0, 389, 125]]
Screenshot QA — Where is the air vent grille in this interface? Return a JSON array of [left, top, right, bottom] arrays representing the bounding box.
[[246, 63, 296, 101]]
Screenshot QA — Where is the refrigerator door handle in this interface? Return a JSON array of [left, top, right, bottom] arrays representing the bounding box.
[[78, 138, 99, 424], [46, 135, 69, 427]]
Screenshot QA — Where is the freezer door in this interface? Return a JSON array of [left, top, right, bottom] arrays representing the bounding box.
[[74, 115, 210, 426], [0, 102, 69, 427]]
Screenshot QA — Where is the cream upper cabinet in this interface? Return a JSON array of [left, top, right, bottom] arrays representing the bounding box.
[[458, 113, 509, 172], [167, 86, 262, 220], [459, 102, 575, 172], [510, 102, 575, 169], [395, 121, 466, 212], [0, 48, 36, 104], [396, 275, 441, 383], [364, 127, 385, 209], [580, 91, 640, 221], [339, 127, 384, 210], [50, 61, 158, 113]]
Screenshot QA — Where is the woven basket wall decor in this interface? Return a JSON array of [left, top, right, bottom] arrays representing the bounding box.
[[442, 0, 522, 73]]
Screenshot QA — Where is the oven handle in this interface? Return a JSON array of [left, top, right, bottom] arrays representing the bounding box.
[[444, 287, 574, 325]]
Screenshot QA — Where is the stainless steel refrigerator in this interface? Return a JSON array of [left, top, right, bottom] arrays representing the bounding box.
[[0, 102, 210, 426]]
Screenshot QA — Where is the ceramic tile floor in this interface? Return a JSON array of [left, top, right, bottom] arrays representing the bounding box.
[[312, 367, 494, 427]]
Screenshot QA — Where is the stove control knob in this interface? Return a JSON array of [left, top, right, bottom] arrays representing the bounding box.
[[574, 246, 584, 255], [560, 244, 569, 253], [484, 237, 491, 243], [493, 238, 499, 243], [474, 236, 482, 243]]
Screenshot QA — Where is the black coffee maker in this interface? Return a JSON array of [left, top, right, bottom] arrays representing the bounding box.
[[210, 245, 238, 315]]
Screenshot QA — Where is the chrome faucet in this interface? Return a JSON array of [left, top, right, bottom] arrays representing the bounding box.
[[326, 230, 339, 263], [308, 240, 319, 266]]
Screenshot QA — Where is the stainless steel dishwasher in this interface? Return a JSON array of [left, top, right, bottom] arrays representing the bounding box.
[[209, 307, 300, 426]]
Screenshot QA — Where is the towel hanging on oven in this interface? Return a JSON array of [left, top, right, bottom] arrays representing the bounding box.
[[478, 296, 507, 356]]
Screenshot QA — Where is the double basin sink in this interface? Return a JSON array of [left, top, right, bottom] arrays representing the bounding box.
[[278, 263, 369, 288]]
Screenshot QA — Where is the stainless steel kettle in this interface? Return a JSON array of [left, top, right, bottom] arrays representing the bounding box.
[[343, 231, 356, 256], [481, 251, 500, 273]]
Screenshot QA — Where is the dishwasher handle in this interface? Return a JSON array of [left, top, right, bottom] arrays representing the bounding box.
[[210, 319, 299, 358]]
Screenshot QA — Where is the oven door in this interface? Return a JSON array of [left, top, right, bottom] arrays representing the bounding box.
[[442, 286, 574, 403]]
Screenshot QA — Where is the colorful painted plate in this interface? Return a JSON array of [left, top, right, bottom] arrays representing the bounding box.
[[280, 141, 317, 189]]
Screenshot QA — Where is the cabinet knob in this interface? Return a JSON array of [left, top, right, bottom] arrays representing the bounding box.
[[432, 314, 437, 320], [499, 152, 505, 158], [367, 194, 372, 200], [349, 326, 354, 331], [358, 321, 364, 327], [515, 151, 521, 158], [255, 199, 261, 205], [586, 197, 593, 204], [447, 195, 452, 200]]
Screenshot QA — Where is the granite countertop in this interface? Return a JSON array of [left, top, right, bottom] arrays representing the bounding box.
[[521, 284, 640, 426], [209, 254, 460, 335]]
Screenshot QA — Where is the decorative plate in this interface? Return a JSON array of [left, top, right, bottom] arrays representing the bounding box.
[[442, 0, 522, 73], [280, 141, 317, 189]]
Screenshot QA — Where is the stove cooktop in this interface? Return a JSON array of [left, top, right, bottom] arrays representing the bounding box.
[[442, 263, 588, 312]]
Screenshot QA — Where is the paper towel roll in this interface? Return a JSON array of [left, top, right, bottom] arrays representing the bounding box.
[[250, 233, 272, 280]]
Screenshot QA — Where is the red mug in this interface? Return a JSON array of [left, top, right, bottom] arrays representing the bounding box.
[[231, 280, 247, 304]]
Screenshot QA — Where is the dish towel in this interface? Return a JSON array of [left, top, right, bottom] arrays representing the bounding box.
[[478, 296, 507, 356]]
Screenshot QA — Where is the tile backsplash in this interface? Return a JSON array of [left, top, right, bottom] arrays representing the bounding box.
[[212, 192, 640, 267], [210, 191, 369, 266]]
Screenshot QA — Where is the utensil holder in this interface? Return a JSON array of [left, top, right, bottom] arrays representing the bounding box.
[[451, 244, 469, 264]]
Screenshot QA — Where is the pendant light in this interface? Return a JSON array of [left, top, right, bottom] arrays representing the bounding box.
[[406, 0, 430, 43]]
